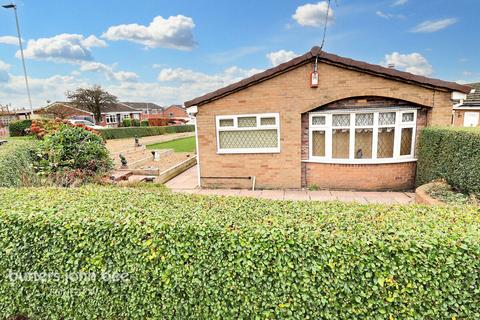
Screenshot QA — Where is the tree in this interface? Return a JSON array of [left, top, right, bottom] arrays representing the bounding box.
[[66, 85, 118, 123]]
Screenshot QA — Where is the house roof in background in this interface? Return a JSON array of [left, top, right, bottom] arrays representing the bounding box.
[[185, 46, 471, 107], [462, 83, 480, 107], [45, 101, 141, 113], [122, 102, 164, 110], [164, 104, 185, 111]]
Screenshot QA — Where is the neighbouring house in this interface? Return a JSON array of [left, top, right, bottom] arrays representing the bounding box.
[[37, 101, 143, 127], [0, 105, 32, 126], [122, 102, 164, 117], [185, 46, 470, 191], [453, 83, 479, 127], [164, 105, 189, 120]]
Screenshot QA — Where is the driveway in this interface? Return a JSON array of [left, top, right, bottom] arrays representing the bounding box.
[[166, 165, 415, 204]]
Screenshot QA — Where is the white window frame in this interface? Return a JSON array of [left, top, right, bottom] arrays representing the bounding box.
[[105, 114, 117, 124], [307, 108, 417, 164], [216, 113, 280, 154]]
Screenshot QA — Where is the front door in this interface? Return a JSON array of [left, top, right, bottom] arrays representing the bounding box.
[[464, 112, 479, 127]]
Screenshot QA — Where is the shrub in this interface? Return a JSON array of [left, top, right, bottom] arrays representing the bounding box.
[[140, 119, 149, 127], [99, 125, 195, 139], [8, 119, 32, 136], [38, 126, 113, 185], [0, 140, 40, 187], [30, 119, 101, 140], [0, 186, 479, 319], [148, 118, 168, 126], [122, 118, 132, 127], [132, 119, 141, 127], [417, 127, 480, 196]]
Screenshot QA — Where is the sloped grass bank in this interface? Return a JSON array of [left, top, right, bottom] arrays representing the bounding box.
[[0, 187, 479, 319]]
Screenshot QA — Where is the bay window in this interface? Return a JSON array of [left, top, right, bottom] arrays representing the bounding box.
[[216, 113, 280, 154], [309, 109, 417, 163]]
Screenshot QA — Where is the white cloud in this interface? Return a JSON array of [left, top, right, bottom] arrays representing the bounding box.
[[266, 50, 299, 66], [376, 11, 405, 19], [411, 18, 458, 33], [0, 60, 10, 82], [293, 1, 334, 27], [79, 62, 138, 82], [20, 33, 107, 63], [0, 36, 21, 45], [392, 0, 408, 6], [2, 63, 266, 109], [382, 52, 433, 76], [102, 15, 196, 50], [158, 66, 262, 86]]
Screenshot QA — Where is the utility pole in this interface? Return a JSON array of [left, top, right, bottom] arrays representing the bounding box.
[[2, 3, 33, 117]]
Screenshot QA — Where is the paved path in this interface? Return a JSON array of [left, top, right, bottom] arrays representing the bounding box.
[[166, 165, 415, 204], [106, 132, 194, 154]]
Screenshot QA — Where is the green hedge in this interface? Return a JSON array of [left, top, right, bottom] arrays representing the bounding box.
[[8, 119, 32, 137], [417, 127, 480, 195], [0, 140, 39, 187], [0, 186, 479, 319], [99, 125, 195, 139]]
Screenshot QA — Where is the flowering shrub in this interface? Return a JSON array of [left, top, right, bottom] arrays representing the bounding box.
[[30, 119, 100, 140]]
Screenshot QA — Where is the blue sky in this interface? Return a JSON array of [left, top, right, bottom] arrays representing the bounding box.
[[0, 0, 478, 108]]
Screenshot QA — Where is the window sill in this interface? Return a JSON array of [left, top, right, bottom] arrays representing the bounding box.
[[217, 149, 280, 154], [302, 158, 417, 165]]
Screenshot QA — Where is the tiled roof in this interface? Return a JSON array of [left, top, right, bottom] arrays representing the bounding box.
[[47, 102, 141, 113], [462, 83, 480, 107], [122, 102, 164, 110], [185, 46, 471, 107]]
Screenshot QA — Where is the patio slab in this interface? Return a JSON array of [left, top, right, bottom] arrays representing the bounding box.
[[167, 165, 415, 205]]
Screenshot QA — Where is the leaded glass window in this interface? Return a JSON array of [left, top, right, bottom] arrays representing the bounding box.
[[379, 112, 396, 125], [238, 117, 257, 127], [355, 113, 374, 126], [216, 113, 280, 153], [312, 131, 325, 157], [309, 109, 417, 162], [333, 114, 350, 127]]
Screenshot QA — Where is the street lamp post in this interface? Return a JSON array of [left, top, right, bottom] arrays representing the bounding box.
[[2, 3, 33, 117]]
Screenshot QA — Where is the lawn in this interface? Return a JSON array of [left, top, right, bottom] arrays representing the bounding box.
[[147, 136, 195, 152]]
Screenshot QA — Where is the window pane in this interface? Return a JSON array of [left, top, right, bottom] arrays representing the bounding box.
[[355, 129, 373, 159], [238, 116, 257, 127], [402, 112, 414, 122], [219, 130, 277, 149], [332, 129, 350, 158], [355, 113, 373, 126], [312, 116, 326, 126], [312, 131, 325, 157], [400, 127, 413, 155], [377, 128, 395, 158], [219, 119, 234, 127], [260, 117, 276, 126], [333, 114, 350, 127], [379, 112, 396, 125]]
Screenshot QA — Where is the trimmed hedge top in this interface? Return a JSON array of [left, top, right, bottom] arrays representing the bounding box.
[[99, 125, 194, 139], [0, 187, 479, 319], [417, 126, 480, 195]]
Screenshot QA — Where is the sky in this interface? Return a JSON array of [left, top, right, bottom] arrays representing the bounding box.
[[0, 0, 478, 109]]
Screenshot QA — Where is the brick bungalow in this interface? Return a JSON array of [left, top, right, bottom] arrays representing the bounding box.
[[453, 82, 480, 127], [38, 101, 143, 127], [185, 47, 471, 191]]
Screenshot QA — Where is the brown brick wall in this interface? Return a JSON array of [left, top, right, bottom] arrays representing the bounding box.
[[196, 61, 454, 189], [303, 162, 417, 191]]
